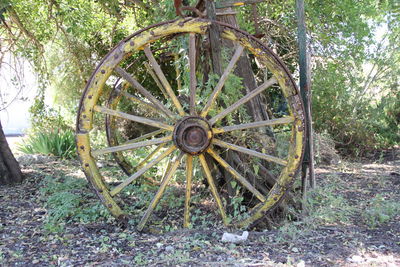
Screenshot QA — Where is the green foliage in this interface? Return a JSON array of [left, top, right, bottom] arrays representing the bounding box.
[[39, 175, 111, 232], [362, 194, 400, 228], [1, 0, 399, 154], [18, 128, 76, 159], [305, 180, 355, 224]]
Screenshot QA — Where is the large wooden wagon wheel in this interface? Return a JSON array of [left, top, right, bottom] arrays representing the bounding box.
[[76, 18, 305, 231]]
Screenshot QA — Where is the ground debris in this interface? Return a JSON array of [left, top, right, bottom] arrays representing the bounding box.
[[0, 153, 399, 266]]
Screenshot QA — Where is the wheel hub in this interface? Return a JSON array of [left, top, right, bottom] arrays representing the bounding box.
[[173, 116, 212, 155]]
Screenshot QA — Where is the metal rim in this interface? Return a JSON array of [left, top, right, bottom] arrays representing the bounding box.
[[76, 17, 305, 230]]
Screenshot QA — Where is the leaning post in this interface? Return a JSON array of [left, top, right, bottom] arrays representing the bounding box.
[[296, 0, 316, 196]]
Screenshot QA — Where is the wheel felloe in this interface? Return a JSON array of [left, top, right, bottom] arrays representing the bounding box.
[[77, 18, 305, 230]]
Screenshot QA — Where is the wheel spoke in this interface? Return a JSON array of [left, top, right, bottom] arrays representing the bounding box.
[[206, 148, 266, 202], [136, 143, 167, 170], [199, 154, 228, 226], [213, 117, 294, 134], [144, 62, 169, 99], [201, 45, 244, 117], [110, 145, 177, 196], [209, 77, 277, 125], [212, 138, 287, 166], [94, 105, 174, 131], [189, 33, 197, 115], [92, 136, 172, 157], [122, 129, 165, 145], [144, 45, 185, 116], [137, 152, 184, 231], [114, 66, 175, 118], [184, 155, 194, 228], [118, 87, 159, 112]]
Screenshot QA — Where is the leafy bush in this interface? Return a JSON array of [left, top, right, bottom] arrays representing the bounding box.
[[18, 128, 76, 159], [312, 60, 399, 156]]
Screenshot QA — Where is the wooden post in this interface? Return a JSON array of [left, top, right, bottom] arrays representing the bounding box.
[[296, 0, 315, 197]]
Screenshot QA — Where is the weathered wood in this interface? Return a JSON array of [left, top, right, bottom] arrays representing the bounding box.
[[201, 45, 244, 117], [215, 0, 267, 8], [213, 117, 294, 133], [110, 145, 176, 196], [118, 88, 158, 112], [184, 155, 194, 227], [94, 105, 174, 131], [143, 62, 169, 99], [205, 0, 223, 76], [144, 45, 185, 116], [209, 77, 277, 125], [207, 148, 266, 202], [189, 33, 197, 115], [199, 154, 228, 225], [296, 0, 315, 193], [216, 8, 273, 130], [115, 67, 175, 118], [213, 138, 287, 166], [137, 152, 184, 231], [91, 136, 172, 157]]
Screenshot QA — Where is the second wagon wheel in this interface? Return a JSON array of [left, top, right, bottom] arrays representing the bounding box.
[[76, 18, 305, 231]]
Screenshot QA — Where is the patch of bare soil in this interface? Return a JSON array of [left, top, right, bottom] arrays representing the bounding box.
[[0, 151, 399, 266]]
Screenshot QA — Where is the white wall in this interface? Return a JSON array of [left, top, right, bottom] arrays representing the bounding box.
[[0, 54, 38, 135]]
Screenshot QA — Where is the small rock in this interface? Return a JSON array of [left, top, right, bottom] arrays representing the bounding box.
[[347, 255, 364, 263], [291, 247, 299, 253], [165, 245, 174, 252], [156, 242, 163, 249], [221, 231, 249, 243]]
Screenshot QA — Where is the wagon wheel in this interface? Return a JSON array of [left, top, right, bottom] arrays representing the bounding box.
[[76, 18, 305, 230], [105, 48, 175, 177]]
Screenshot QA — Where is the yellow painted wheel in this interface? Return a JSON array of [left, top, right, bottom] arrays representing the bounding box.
[[76, 18, 305, 230]]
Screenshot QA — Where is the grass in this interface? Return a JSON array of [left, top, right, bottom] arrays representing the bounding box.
[[18, 128, 76, 159]]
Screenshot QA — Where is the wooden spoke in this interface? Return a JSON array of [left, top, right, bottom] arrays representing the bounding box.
[[137, 152, 185, 231], [122, 129, 165, 145], [94, 105, 174, 131], [213, 117, 294, 134], [110, 145, 177, 196], [207, 148, 266, 202], [136, 143, 167, 170], [189, 33, 197, 115], [118, 88, 159, 112], [144, 62, 169, 99], [114, 66, 175, 118], [209, 77, 277, 125], [201, 45, 244, 117], [199, 154, 228, 226], [92, 136, 172, 157], [144, 45, 185, 116], [184, 155, 194, 228], [212, 138, 287, 166]]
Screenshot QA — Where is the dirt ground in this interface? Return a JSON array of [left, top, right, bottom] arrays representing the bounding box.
[[0, 151, 399, 266]]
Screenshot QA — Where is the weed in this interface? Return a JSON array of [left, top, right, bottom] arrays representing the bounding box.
[[362, 194, 400, 228], [134, 252, 148, 265], [39, 175, 112, 232]]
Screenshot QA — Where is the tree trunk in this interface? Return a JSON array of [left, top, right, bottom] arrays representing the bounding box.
[[0, 120, 23, 185], [215, 8, 275, 138]]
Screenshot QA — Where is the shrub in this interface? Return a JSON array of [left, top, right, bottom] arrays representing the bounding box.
[[18, 128, 76, 159]]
